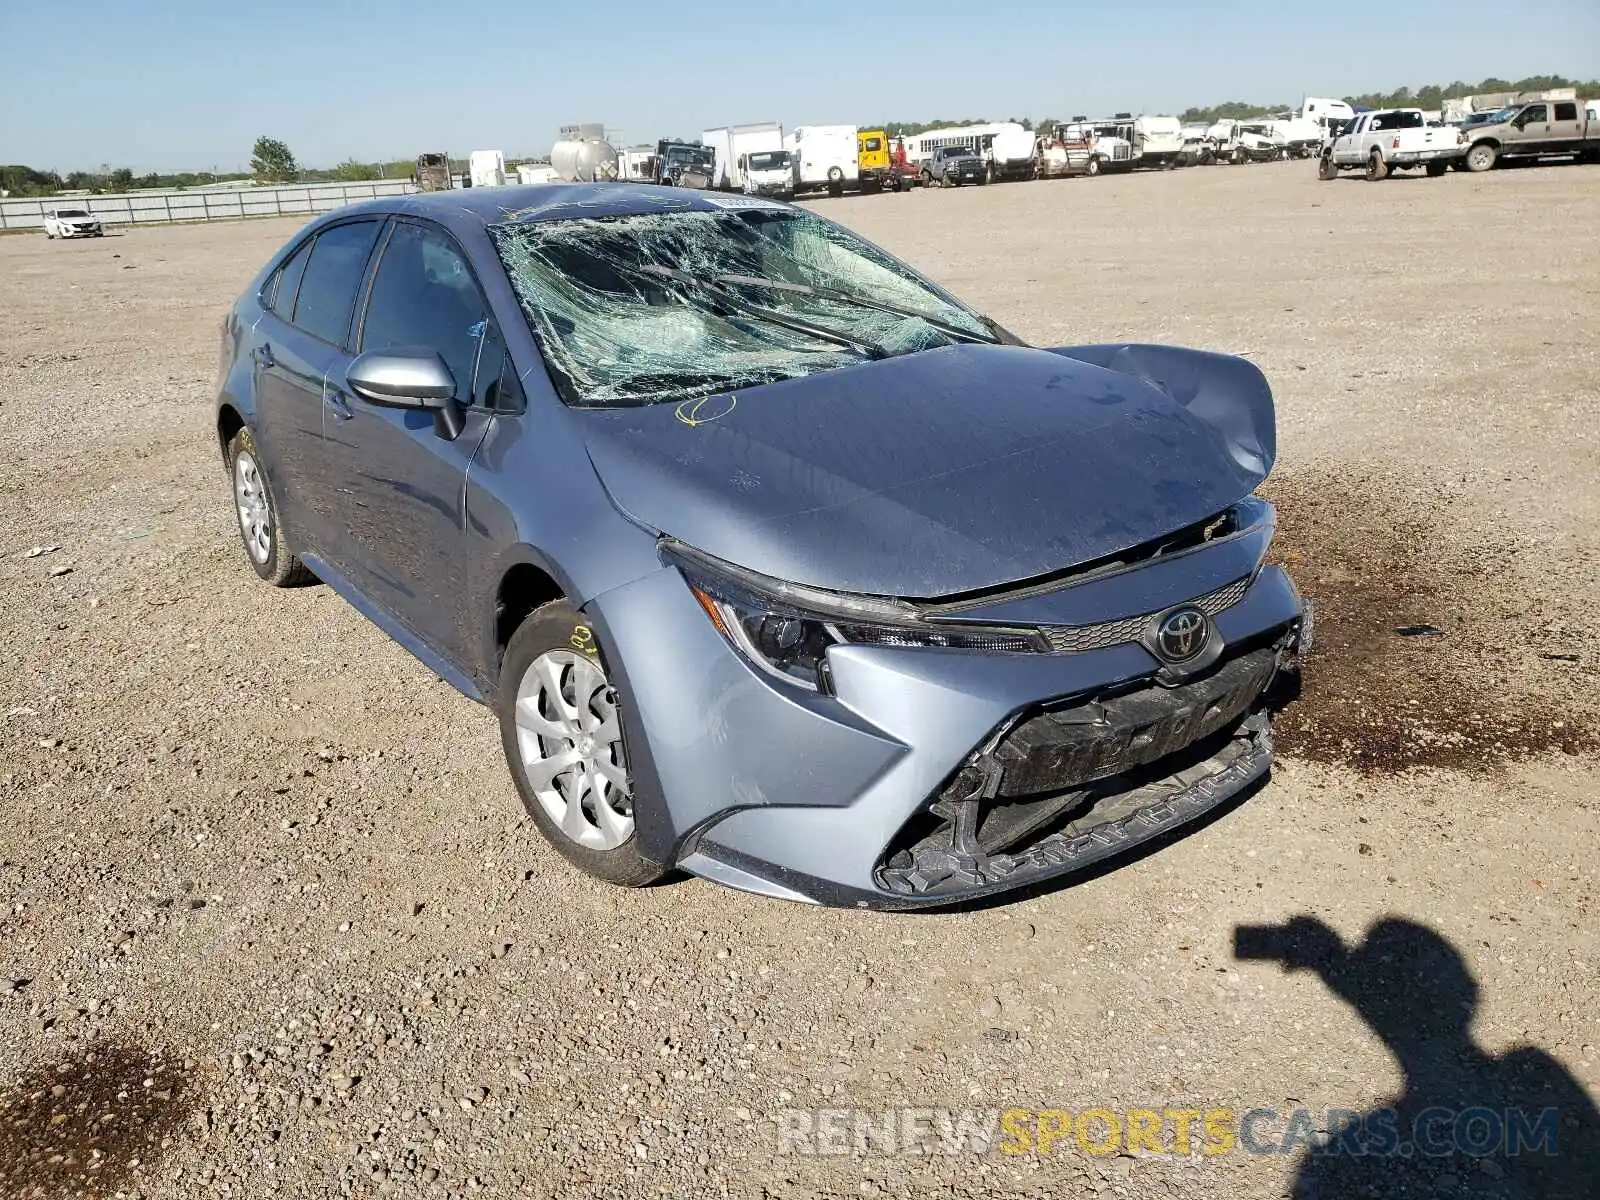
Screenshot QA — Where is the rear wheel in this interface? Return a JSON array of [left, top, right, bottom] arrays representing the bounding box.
[[1465, 142, 1497, 172], [227, 427, 315, 587], [1365, 150, 1388, 181], [499, 601, 665, 888]]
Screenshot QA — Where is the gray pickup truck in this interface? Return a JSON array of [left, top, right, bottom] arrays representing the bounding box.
[[921, 144, 987, 187], [1461, 98, 1600, 172]]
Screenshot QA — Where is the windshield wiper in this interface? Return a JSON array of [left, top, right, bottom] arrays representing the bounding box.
[[713, 273, 1002, 345], [639, 265, 887, 360]]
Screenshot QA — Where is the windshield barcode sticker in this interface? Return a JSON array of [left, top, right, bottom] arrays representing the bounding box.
[[700, 194, 788, 211]]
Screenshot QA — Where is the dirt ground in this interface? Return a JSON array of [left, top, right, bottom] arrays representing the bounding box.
[[2, 162, 1597, 1200]]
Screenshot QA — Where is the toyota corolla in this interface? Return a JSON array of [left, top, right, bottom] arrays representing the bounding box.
[[214, 184, 1310, 908]]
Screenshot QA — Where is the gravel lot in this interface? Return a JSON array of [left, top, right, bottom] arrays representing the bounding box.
[[2, 162, 1598, 1200]]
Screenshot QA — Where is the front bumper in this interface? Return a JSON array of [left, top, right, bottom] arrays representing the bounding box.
[[58, 225, 102, 237], [588, 506, 1306, 909]]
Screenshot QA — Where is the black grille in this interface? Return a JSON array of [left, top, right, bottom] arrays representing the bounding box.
[[993, 647, 1277, 797]]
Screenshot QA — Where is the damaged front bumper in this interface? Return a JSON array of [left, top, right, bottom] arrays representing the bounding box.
[[877, 640, 1291, 900], [588, 502, 1309, 909]]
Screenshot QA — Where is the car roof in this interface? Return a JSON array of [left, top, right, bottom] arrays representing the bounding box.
[[323, 183, 776, 237]]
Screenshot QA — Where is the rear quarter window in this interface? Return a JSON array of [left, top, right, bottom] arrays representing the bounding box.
[[264, 239, 313, 318], [291, 220, 384, 346]]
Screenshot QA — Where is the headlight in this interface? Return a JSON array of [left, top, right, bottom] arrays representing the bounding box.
[[664, 540, 1045, 692]]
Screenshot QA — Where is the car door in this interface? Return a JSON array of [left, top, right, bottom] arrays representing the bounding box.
[[1550, 101, 1582, 152], [250, 218, 384, 554], [1511, 104, 1548, 153], [321, 219, 510, 665], [1335, 115, 1364, 163]]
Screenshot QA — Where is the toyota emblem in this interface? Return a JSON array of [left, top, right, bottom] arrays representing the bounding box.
[[1154, 606, 1210, 663]]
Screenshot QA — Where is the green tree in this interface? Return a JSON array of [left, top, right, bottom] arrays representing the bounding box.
[[333, 158, 373, 182], [0, 164, 60, 196], [108, 167, 134, 191], [251, 136, 299, 183]]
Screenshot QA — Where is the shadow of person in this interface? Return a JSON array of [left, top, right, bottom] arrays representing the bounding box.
[[1235, 916, 1600, 1199]]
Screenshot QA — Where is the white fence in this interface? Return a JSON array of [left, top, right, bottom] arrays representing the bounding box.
[[0, 179, 417, 232]]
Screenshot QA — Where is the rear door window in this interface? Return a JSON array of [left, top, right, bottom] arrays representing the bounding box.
[[1554, 102, 1577, 122], [291, 220, 383, 346]]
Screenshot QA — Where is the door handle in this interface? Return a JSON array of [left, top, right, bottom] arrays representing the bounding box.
[[253, 344, 276, 369], [323, 385, 353, 421]]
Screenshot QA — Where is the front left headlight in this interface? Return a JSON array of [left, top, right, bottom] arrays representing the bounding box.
[[663, 540, 1045, 692]]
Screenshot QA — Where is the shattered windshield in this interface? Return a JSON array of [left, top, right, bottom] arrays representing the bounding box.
[[489, 205, 995, 407]]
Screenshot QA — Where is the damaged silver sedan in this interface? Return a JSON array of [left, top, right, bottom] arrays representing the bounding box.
[[216, 184, 1310, 908]]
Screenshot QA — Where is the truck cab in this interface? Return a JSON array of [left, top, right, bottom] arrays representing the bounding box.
[[738, 149, 795, 200], [655, 140, 715, 189], [857, 130, 892, 192]]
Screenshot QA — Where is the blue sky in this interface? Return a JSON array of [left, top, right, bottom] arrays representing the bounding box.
[[3, 0, 1597, 172]]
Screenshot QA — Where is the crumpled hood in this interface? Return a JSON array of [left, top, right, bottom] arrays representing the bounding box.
[[581, 343, 1275, 598]]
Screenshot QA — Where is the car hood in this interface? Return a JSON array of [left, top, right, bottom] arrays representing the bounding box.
[[580, 342, 1275, 598]]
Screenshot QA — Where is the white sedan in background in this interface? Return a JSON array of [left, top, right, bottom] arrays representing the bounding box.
[[44, 208, 104, 239]]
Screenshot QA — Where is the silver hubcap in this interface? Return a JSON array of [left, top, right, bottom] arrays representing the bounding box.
[[233, 449, 272, 564], [514, 650, 632, 851]]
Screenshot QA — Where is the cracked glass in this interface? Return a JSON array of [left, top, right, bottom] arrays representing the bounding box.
[[488, 204, 994, 407]]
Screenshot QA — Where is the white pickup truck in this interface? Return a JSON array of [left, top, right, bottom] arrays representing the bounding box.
[[1317, 109, 1465, 180]]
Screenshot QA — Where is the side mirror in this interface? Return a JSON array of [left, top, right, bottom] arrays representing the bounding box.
[[346, 348, 464, 439], [347, 348, 457, 407]]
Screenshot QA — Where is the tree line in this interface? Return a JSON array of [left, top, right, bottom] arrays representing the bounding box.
[[1176, 74, 1600, 125]]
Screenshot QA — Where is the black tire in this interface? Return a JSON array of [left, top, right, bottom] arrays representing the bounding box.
[[1318, 154, 1338, 181], [1464, 142, 1497, 173], [1085, 156, 1101, 177], [1366, 150, 1388, 181], [226, 427, 315, 587], [498, 601, 666, 888], [1426, 160, 1449, 177]]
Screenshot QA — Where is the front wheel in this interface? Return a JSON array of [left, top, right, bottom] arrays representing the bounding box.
[[1085, 157, 1101, 177], [1464, 143, 1497, 173], [499, 602, 666, 888], [1318, 154, 1338, 181], [227, 428, 315, 587]]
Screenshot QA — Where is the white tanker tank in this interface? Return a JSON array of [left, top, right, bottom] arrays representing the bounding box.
[[551, 123, 620, 182]]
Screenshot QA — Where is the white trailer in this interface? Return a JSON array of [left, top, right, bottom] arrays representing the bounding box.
[[514, 162, 558, 185], [785, 125, 859, 196], [702, 122, 784, 191], [1131, 116, 1184, 167], [468, 149, 506, 188]]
